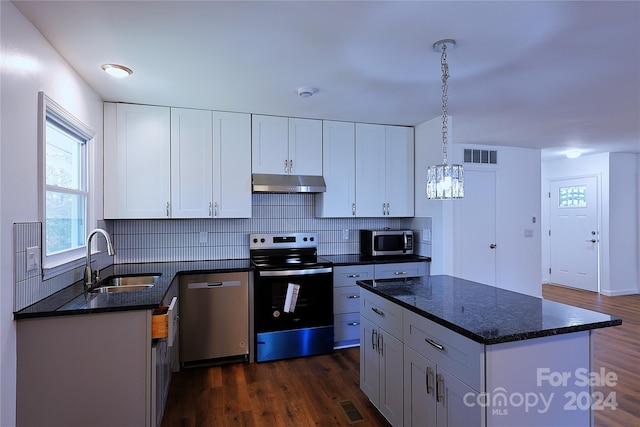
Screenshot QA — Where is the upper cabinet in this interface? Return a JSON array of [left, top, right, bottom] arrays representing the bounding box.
[[316, 120, 356, 217], [251, 115, 322, 176], [355, 123, 414, 217], [105, 103, 251, 219], [104, 103, 171, 219]]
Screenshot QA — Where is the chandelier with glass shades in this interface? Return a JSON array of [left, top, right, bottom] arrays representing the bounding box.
[[426, 39, 464, 199]]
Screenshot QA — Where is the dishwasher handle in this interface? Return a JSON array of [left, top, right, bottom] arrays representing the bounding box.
[[187, 280, 241, 289]]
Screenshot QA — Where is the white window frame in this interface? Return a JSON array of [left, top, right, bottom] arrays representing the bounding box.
[[38, 92, 95, 274]]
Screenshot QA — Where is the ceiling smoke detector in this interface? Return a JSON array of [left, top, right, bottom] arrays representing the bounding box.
[[296, 86, 318, 98]]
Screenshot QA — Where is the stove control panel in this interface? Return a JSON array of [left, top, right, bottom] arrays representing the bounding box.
[[250, 233, 318, 249]]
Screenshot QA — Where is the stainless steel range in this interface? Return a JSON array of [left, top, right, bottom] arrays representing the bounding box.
[[250, 232, 333, 362]]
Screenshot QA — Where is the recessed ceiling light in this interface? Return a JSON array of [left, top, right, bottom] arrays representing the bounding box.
[[101, 63, 133, 78], [566, 150, 582, 159]]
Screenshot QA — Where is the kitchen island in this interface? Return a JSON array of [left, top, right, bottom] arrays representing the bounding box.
[[357, 275, 622, 427]]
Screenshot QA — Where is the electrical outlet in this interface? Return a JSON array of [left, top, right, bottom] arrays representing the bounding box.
[[524, 229, 534, 238], [422, 229, 431, 242], [26, 246, 40, 272], [199, 232, 208, 244], [342, 229, 349, 240]]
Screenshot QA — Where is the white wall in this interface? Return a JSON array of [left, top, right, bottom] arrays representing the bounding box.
[[415, 119, 542, 295], [542, 153, 639, 296], [0, 2, 104, 425]]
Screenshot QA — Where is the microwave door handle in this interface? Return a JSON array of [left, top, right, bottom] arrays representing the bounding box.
[[404, 232, 408, 252]]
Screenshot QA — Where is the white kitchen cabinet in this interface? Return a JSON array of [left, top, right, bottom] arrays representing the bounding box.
[[316, 120, 356, 217], [333, 264, 373, 348], [17, 303, 178, 427], [355, 123, 414, 217], [251, 115, 322, 176], [360, 289, 404, 426], [213, 111, 252, 218], [374, 261, 428, 280], [104, 102, 171, 219], [170, 108, 252, 219], [170, 108, 213, 218]]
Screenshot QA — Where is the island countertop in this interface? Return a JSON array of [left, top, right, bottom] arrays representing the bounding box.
[[357, 275, 621, 345]]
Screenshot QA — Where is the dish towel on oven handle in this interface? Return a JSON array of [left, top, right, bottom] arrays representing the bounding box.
[[284, 283, 300, 313]]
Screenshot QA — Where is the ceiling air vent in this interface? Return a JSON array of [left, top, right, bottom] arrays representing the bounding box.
[[464, 149, 497, 164]]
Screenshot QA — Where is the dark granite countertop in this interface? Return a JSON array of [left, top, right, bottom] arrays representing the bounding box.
[[320, 254, 431, 266], [358, 275, 622, 345], [14, 259, 253, 320]]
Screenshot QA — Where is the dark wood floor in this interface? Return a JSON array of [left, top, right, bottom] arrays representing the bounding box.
[[162, 284, 639, 427]]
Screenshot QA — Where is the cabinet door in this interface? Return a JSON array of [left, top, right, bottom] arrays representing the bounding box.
[[288, 118, 322, 176], [316, 120, 356, 217], [404, 346, 437, 427], [170, 108, 213, 218], [436, 368, 483, 427], [355, 123, 386, 217], [104, 103, 171, 218], [379, 328, 404, 427], [385, 125, 414, 217], [251, 115, 289, 174], [359, 315, 380, 406], [213, 111, 252, 218]]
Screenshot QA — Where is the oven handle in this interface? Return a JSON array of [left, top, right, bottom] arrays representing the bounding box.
[[258, 267, 332, 277]]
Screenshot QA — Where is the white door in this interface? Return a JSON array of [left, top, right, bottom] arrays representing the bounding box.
[[549, 176, 599, 292], [454, 169, 497, 286]]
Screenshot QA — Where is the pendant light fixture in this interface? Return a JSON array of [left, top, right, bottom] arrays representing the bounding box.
[[426, 39, 464, 199]]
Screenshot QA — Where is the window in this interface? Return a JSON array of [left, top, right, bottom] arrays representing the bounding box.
[[39, 92, 95, 269], [558, 185, 587, 208]]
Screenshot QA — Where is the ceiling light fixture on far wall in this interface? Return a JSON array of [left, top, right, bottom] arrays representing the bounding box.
[[566, 150, 582, 159], [426, 39, 464, 200], [101, 63, 133, 78], [296, 86, 318, 98]]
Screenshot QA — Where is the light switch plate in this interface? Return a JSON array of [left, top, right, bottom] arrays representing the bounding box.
[[26, 246, 41, 272], [342, 229, 349, 240], [199, 232, 208, 244], [422, 229, 431, 242]]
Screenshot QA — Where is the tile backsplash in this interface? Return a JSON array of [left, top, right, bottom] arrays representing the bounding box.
[[14, 193, 431, 310]]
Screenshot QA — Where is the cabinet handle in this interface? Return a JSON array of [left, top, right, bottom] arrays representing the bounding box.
[[289, 159, 293, 173], [382, 203, 386, 215], [284, 159, 289, 173], [352, 203, 356, 216], [347, 322, 360, 326], [426, 366, 433, 395], [425, 338, 446, 352], [386, 203, 390, 215], [372, 329, 377, 350], [371, 307, 385, 317], [394, 271, 407, 275], [346, 295, 360, 299], [166, 202, 170, 217], [214, 202, 219, 217], [347, 274, 360, 278], [436, 374, 444, 403], [209, 202, 213, 217], [378, 332, 383, 357]]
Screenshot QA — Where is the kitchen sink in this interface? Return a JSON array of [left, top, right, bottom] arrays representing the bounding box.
[[90, 274, 160, 293]]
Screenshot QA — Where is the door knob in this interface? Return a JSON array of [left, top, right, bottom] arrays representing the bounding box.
[[489, 244, 497, 249], [586, 239, 597, 243]]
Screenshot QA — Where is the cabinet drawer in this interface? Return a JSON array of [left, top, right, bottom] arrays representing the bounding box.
[[374, 262, 427, 280], [403, 308, 484, 391], [152, 297, 177, 346], [360, 289, 402, 338], [334, 313, 361, 343], [333, 264, 374, 287], [333, 285, 361, 313]]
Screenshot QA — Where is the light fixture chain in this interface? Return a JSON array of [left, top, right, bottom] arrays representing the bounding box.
[[441, 44, 449, 164]]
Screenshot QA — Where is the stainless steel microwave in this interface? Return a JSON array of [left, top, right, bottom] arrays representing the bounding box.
[[360, 229, 414, 257]]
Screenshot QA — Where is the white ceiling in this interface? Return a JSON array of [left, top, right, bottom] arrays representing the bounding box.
[[13, 0, 640, 159]]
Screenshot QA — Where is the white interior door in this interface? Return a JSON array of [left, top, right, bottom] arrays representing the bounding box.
[[455, 169, 497, 286], [549, 176, 599, 292]]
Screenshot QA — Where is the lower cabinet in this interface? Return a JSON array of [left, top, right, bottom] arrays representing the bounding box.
[[360, 288, 404, 426], [16, 297, 178, 427], [404, 346, 482, 427]]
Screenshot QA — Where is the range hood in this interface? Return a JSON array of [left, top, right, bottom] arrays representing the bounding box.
[[252, 173, 326, 193]]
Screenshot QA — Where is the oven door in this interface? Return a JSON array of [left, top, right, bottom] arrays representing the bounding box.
[[254, 266, 334, 361]]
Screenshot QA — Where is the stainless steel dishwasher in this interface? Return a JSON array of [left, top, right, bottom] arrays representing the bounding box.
[[179, 272, 249, 365]]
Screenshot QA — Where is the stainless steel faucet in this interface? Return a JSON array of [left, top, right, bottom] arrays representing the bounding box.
[[84, 228, 116, 290]]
